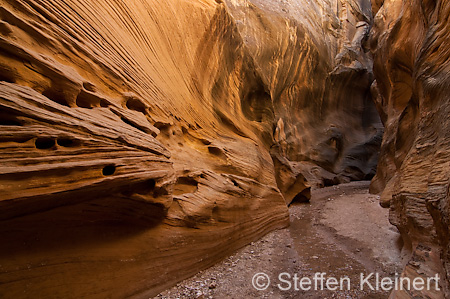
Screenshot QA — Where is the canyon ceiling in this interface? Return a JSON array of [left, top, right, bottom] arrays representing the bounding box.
[[0, 0, 448, 298]]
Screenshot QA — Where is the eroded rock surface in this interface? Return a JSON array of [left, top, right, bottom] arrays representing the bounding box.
[[225, 0, 382, 190], [370, 0, 450, 297], [0, 0, 380, 297]]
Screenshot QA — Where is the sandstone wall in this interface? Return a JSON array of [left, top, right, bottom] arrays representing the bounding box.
[[0, 0, 378, 297], [226, 0, 382, 190], [370, 0, 450, 297]]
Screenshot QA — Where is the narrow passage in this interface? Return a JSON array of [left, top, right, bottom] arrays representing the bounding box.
[[156, 181, 403, 299]]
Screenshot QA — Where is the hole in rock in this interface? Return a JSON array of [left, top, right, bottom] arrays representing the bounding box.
[[100, 100, 109, 107], [76, 90, 101, 109], [35, 138, 56, 149], [208, 146, 224, 157], [57, 138, 80, 147], [82, 82, 96, 92], [153, 122, 171, 136], [0, 113, 22, 126], [76, 95, 92, 108], [42, 89, 70, 107], [173, 177, 198, 195], [290, 187, 311, 204], [153, 186, 169, 198], [102, 165, 116, 176], [153, 122, 169, 130], [126, 98, 147, 114], [241, 83, 274, 123], [200, 138, 211, 145], [230, 179, 239, 187], [135, 179, 156, 195], [120, 179, 157, 197]]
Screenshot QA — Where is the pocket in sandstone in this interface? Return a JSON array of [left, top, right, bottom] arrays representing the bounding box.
[[208, 145, 227, 160], [36, 136, 78, 150], [56, 138, 81, 148], [82, 82, 97, 92], [35, 137, 56, 150], [123, 92, 148, 114], [241, 84, 274, 123], [42, 85, 73, 107], [0, 111, 22, 126], [173, 176, 199, 196], [291, 187, 311, 204], [75, 89, 107, 108], [102, 165, 116, 176], [120, 179, 174, 212], [153, 121, 173, 136]]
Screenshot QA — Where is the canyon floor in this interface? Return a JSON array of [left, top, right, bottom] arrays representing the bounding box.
[[154, 181, 404, 299]]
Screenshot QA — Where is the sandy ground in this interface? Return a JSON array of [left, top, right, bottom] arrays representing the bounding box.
[[154, 181, 404, 299]]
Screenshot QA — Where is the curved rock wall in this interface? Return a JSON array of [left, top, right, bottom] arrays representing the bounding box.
[[226, 0, 382, 190], [370, 0, 450, 297], [0, 0, 378, 297]]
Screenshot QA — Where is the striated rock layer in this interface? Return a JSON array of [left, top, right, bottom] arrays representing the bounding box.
[[0, 0, 379, 297], [225, 0, 382, 193], [370, 0, 450, 297]]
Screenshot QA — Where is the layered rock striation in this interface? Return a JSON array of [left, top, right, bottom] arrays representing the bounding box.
[[370, 0, 450, 297], [0, 0, 379, 297], [226, 0, 382, 191]]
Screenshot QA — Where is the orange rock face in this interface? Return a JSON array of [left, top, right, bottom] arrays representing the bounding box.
[[0, 0, 380, 297], [370, 0, 450, 297]]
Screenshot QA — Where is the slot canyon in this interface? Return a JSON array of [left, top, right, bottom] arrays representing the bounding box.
[[0, 0, 448, 298]]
